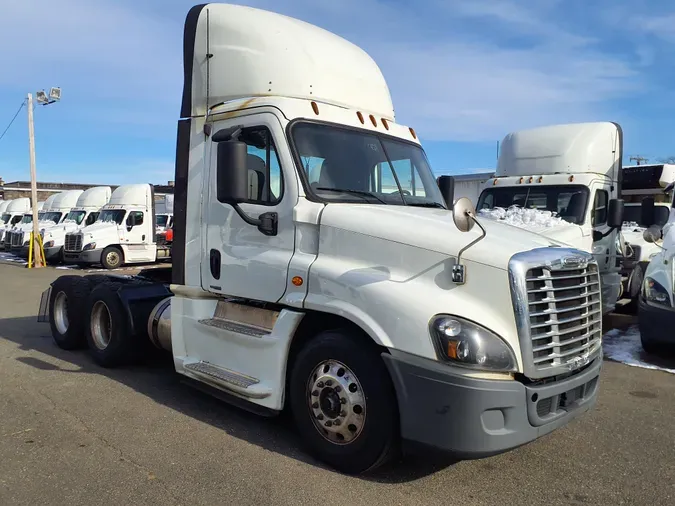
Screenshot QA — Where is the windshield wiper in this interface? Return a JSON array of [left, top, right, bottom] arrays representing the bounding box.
[[315, 187, 387, 205], [406, 202, 446, 209]]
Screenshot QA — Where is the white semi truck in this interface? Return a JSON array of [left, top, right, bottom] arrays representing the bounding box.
[[0, 198, 31, 249], [40, 186, 112, 263], [0, 200, 14, 247], [10, 191, 83, 256], [476, 122, 625, 313], [63, 184, 170, 269], [39, 3, 603, 474], [446, 172, 495, 205], [155, 194, 174, 234], [618, 164, 675, 307]]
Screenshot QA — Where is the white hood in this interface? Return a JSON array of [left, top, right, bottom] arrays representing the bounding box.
[[319, 204, 563, 271]]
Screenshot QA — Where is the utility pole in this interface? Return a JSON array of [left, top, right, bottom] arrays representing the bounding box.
[[27, 93, 44, 268], [630, 155, 648, 166]]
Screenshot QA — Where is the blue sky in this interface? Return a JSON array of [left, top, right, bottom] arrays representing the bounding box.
[[0, 0, 674, 184]]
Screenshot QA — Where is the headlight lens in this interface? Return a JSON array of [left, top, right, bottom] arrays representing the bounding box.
[[643, 277, 671, 306], [83, 242, 96, 251], [43, 240, 55, 248], [430, 315, 517, 372]]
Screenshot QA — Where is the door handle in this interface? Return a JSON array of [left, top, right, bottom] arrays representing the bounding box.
[[210, 249, 221, 280]]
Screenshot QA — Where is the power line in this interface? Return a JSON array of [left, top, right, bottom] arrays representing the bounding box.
[[0, 99, 27, 143]]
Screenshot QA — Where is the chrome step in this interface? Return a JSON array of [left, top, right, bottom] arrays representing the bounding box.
[[198, 318, 270, 338], [184, 361, 259, 388]]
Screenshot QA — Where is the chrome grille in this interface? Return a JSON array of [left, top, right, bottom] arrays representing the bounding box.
[[509, 248, 603, 379], [10, 231, 23, 247], [64, 233, 83, 252]]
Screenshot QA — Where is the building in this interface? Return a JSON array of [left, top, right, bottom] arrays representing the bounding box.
[[0, 179, 174, 204]]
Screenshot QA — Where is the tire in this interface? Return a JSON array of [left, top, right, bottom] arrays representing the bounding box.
[[49, 275, 94, 350], [625, 262, 648, 314], [101, 246, 123, 270], [85, 282, 134, 367], [85, 274, 113, 286], [640, 335, 662, 355], [289, 329, 399, 474]]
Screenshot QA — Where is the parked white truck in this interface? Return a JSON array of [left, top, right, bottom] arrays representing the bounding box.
[[0, 200, 14, 246], [476, 122, 625, 313], [618, 164, 675, 307], [40, 186, 112, 263], [63, 184, 169, 269], [10, 191, 83, 255], [0, 198, 31, 249], [155, 194, 174, 234], [447, 172, 495, 205], [39, 3, 603, 474]]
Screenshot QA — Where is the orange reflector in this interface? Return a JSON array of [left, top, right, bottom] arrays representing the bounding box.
[[493, 178, 498, 185], [292, 276, 303, 287], [357, 111, 365, 124], [311, 101, 319, 115], [518, 177, 523, 184], [381, 118, 389, 130], [538, 176, 543, 183], [369, 114, 377, 127], [447, 340, 459, 360], [528, 177, 533, 183], [569, 175, 574, 182], [409, 127, 417, 139]]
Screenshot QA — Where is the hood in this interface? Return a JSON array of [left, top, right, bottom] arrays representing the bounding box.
[[79, 221, 119, 235], [534, 225, 588, 251], [42, 220, 80, 237], [319, 204, 563, 270]]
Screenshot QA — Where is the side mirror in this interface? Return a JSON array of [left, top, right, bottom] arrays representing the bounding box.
[[126, 214, 136, 227], [643, 225, 662, 244], [437, 175, 455, 209], [607, 198, 624, 228], [452, 197, 476, 233], [641, 197, 655, 228], [216, 141, 249, 204]]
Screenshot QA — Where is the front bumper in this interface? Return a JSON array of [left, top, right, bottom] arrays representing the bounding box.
[[44, 246, 63, 260], [63, 248, 102, 264], [638, 298, 675, 345], [383, 350, 601, 458]]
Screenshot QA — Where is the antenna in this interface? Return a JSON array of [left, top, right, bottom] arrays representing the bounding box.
[[630, 155, 648, 166]]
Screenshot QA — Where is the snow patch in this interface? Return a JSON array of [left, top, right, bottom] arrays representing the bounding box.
[[603, 326, 675, 375], [478, 206, 573, 229], [0, 252, 27, 265]]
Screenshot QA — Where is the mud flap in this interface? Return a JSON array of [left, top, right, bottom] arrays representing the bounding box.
[[37, 287, 51, 323]]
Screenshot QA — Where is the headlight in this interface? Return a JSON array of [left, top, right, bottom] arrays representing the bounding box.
[[429, 315, 517, 372], [83, 242, 96, 251], [43, 240, 55, 248], [643, 277, 671, 306]]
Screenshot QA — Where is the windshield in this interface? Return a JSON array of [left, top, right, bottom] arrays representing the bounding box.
[[156, 214, 169, 227], [98, 209, 126, 225], [1, 213, 9, 224], [623, 204, 669, 228], [20, 214, 32, 224], [478, 185, 590, 225], [38, 212, 45, 220], [291, 122, 445, 207], [64, 210, 87, 225], [42, 212, 63, 224]]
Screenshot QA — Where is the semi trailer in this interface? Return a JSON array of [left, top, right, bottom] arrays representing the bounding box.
[[39, 3, 604, 474]]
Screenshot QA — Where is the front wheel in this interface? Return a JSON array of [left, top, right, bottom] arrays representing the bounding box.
[[101, 246, 123, 270], [289, 330, 399, 474]]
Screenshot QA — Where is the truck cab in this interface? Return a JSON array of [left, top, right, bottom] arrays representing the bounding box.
[[40, 187, 112, 263], [1, 198, 31, 250], [155, 194, 174, 235], [40, 3, 604, 475], [476, 122, 625, 313], [63, 184, 166, 269]]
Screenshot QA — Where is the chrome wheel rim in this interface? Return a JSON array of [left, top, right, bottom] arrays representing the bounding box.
[[307, 360, 366, 445], [90, 300, 112, 350], [53, 291, 69, 335], [105, 251, 120, 267]]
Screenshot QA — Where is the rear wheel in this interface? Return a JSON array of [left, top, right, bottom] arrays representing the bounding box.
[[625, 262, 648, 314], [289, 329, 399, 474], [49, 275, 93, 350], [85, 282, 134, 367], [101, 246, 123, 270]]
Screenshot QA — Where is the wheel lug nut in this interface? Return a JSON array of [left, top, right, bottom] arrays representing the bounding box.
[[340, 398, 347, 404], [317, 381, 324, 388], [340, 410, 347, 417], [333, 419, 341, 426], [317, 414, 324, 420], [335, 386, 341, 392], [325, 380, 333, 386], [325, 421, 332, 427], [312, 402, 319, 409], [311, 390, 319, 397]]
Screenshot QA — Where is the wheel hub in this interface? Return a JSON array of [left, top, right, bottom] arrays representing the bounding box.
[[90, 300, 112, 350], [53, 291, 69, 335], [307, 360, 366, 445]]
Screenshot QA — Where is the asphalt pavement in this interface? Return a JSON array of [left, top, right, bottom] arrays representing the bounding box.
[[0, 262, 674, 506]]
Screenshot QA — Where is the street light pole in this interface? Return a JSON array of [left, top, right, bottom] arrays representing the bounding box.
[[27, 92, 44, 268]]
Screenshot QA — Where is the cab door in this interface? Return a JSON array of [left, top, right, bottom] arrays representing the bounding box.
[[201, 113, 297, 303]]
